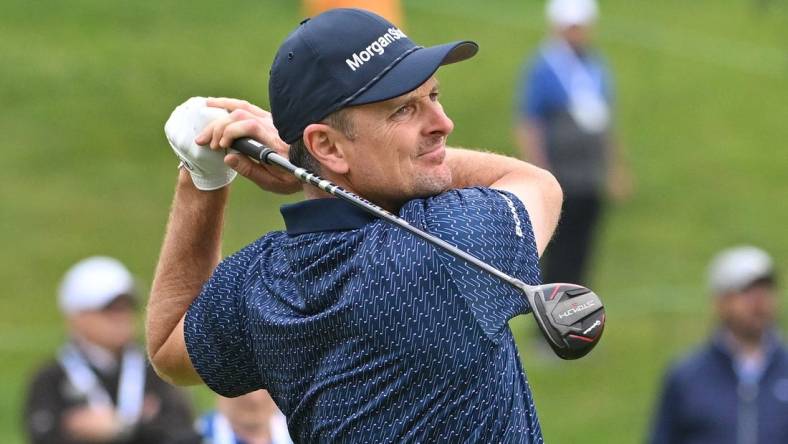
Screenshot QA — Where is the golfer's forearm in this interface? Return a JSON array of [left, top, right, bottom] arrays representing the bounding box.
[[146, 169, 228, 376], [446, 147, 544, 189]]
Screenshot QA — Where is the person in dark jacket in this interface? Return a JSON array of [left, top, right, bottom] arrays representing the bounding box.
[[23, 256, 200, 444], [649, 246, 788, 444]]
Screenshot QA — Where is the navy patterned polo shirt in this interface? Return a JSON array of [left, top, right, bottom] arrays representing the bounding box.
[[185, 187, 544, 442]]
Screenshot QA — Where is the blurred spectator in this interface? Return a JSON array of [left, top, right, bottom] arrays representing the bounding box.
[[23, 256, 199, 444], [649, 246, 788, 444], [302, 0, 404, 27], [197, 390, 292, 444], [514, 0, 632, 286]]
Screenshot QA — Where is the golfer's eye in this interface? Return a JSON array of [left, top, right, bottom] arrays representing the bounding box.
[[429, 91, 440, 102], [391, 104, 415, 119]]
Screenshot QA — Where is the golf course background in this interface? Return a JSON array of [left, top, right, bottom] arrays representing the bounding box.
[[2, 0, 787, 442]]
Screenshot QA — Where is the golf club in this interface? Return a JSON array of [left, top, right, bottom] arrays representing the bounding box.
[[232, 137, 605, 360]]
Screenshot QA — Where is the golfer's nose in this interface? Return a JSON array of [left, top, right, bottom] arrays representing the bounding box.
[[424, 100, 454, 137]]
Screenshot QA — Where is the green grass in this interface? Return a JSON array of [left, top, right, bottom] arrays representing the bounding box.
[[1, 0, 787, 442]]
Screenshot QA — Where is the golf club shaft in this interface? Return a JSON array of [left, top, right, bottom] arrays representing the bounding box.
[[233, 137, 531, 293]]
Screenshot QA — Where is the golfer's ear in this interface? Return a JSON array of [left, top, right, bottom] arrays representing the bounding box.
[[303, 123, 349, 175]]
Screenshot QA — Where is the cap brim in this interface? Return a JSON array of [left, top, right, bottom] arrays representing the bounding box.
[[348, 40, 478, 106]]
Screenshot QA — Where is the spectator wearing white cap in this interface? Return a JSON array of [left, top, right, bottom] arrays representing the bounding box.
[[514, 0, 632, 289], [23, 257, 200, 444], [649, 246, 788, 444]]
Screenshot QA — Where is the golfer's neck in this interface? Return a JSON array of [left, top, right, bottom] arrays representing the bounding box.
[[302, 183, 403, 214], [302, 184, 333, 200]]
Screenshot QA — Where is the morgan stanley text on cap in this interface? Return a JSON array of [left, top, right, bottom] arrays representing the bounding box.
[[269, 8, 479, 144]]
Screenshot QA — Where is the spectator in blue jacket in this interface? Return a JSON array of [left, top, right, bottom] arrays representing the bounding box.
[[649, 246, 788, 444]]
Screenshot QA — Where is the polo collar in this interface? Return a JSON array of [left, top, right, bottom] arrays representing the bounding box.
[[281, 198, 378, 235]]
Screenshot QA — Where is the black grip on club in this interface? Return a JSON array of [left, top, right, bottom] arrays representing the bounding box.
[[232, 137, 276, 164]]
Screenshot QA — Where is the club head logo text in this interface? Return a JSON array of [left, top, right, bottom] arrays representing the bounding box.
[[557, 300, 596, 320]]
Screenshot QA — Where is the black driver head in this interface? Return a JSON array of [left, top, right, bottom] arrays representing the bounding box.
[[526, 283, 605, 360]]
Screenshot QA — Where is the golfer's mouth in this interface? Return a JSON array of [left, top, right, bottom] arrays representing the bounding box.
[[417, 138, 446, 161]]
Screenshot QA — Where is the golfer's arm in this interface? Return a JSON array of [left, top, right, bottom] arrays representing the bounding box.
[[445, 147, 562, 256], [146, 169, 228, 386]]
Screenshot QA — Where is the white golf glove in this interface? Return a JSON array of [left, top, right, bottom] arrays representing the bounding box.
[[164, 97, 238, 190]]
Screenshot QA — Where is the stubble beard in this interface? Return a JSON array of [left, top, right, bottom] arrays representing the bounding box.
[[411, 165, 453, 198], [410, 135, 452, 197]]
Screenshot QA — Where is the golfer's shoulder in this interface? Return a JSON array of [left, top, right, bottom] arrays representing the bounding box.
[[215, 231, 288, 275], [421, 186, 524, 211], [404, 187, 531, 228]]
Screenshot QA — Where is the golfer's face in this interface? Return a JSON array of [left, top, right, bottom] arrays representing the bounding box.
[[341, 76, 454, 210]]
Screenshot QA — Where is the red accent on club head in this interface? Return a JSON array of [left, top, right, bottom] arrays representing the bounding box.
[[568, 334, 595, 343], [548, 285, 562, 301]]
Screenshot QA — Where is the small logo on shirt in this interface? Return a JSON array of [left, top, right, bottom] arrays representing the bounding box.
[[499, 194, 523, 238]]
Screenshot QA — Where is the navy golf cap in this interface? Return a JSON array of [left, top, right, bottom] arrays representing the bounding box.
[[269, 8, 479, 144]]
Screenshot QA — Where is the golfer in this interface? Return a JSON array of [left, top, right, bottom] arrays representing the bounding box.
[[147, 8, 562, 442]]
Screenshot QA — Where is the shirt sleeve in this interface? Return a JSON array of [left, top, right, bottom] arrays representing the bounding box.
[[184, 243, 264, 397], [407, 187, 541, 341]]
